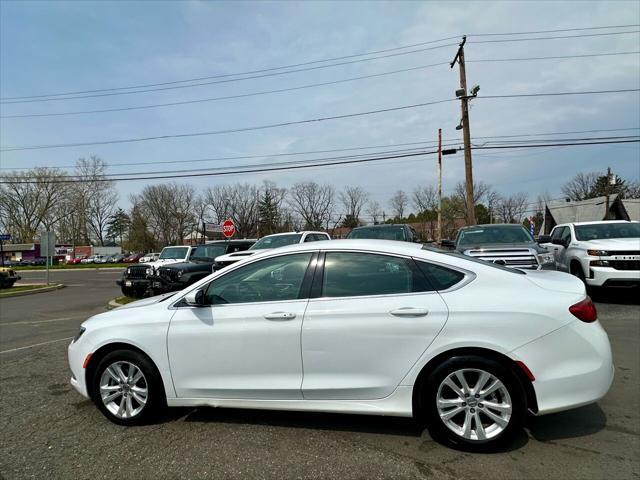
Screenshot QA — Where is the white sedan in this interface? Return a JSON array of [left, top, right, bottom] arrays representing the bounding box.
[[68, 240, 613, 448]]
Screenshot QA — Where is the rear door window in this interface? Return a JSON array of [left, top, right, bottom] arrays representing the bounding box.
[[321, 252, 432, 298]]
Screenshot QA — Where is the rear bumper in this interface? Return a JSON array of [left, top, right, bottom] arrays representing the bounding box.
[[510, 320, 613, 415], [586, 267, 640, 287]]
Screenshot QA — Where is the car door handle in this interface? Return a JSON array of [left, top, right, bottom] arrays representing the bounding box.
[[264, 312, 297, 321], [390, 307, 429, 317]]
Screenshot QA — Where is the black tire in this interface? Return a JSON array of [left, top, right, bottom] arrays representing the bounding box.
[[571, 262, 586, 283], [422, 356, 526, 451], [91, 349, 165, 426]]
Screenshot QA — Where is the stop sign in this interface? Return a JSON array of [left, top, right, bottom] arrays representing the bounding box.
[[222, 219, 235, 238]]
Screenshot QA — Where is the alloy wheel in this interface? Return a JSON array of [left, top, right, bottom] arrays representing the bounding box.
[[99, 361, 148, 419], [436, 368, 512, 441]]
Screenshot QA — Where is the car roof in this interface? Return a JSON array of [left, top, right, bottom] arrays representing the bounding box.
[[262, 231, 328, 237], [556, 220, 638, 227], [460, 223, 524, 229], [351, 224, 406, 229]]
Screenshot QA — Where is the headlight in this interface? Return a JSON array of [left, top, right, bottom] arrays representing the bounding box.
[[126, 268, 131, 275], [73, 327, 86, 343], [146, 267, 153, 276], [587, 249, 609, 256], [177, 270, 184, 278], [537, 253, 555, 265]]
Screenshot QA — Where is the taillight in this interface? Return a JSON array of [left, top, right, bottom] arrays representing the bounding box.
[[569, 297, 597, 323]]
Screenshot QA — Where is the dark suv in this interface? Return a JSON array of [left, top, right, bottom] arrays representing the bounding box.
[[147, 240, 255, 296], [443, 223, 555, 270], [346, 224, 419, 242]]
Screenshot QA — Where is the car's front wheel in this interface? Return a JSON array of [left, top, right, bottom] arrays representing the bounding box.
[[91, 350, 164, 426], [424, 357, 526, 449]]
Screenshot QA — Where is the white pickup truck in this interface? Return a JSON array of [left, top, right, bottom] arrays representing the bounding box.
[[542, 220, 640, 288]]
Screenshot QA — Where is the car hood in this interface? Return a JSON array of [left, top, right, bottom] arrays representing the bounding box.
[[458, 242, 544, 252], [215, 250, 261, 262], [143, 259, 186, 269], [524, 270, 585, 295], [581, 238, 640, 250], [114, 292, 177, 310], [158, 261, 211, 272]]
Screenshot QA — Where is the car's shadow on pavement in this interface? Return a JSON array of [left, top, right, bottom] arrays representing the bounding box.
[[525, 403, 607, 441], [159, 402, 606, 452], [589, 287, 639, 305]]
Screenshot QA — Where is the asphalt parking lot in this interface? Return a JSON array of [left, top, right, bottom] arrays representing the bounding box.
[[0, 269, 638, 479]]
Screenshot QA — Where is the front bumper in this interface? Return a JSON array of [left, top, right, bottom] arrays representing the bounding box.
[[586, 266, 640, 287], [116, 278, 151, 290], [147, 275, 185, 294], [68, 339, 90, 399], [510, 319, 613, 415]]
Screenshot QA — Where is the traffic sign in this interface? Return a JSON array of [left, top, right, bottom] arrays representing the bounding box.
[[40, 231, 56, 257], [0, 234, 10, 241], [222, 219, 235, 238]]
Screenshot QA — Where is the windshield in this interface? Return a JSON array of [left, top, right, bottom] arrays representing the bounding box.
[[575, 222, 640, 241], [422, 244, 526, 274], [457, 225, 534, 246], [250, 234, 302, 250], [189, 244, 228, 260], [159, 247, 189, 259], [347, 226, 406, 241]]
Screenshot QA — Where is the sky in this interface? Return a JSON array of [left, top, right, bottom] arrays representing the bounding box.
[[1, 0, 639, 220]]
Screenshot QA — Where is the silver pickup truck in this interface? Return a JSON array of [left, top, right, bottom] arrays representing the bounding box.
[[443, 223, 555, 270]]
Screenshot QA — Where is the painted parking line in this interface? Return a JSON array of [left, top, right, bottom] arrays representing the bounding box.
[[0, 336, 73, 354], [1, 316, 82, 326]]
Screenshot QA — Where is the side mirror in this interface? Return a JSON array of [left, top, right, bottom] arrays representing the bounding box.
[[537, 235, 552, 244], [441, 239, 455, 249], [184, 289, 206, 307], [551, 237, 567, 248]]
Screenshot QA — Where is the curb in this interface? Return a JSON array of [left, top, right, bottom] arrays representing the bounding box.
[[106, 298, 122, 310], [0, 284, 65, 298], [13, 267, 125, 273]]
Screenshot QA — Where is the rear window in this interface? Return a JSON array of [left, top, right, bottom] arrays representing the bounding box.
[[415, 261, 465, 290], [346, 226, 406, 241], [421, 244, 526, 275]]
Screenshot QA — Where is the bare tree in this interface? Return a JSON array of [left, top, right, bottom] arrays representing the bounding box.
[[627, 181, 640, 199], [366, 200, 382, 224], [389, 190, 409, 219], [412, 186, 438, 213], [87, 188, 118, 246], [561, 172, 599, 201], [204, 183, 259, 237], [0, 168, 69, 243], [339, 186, 369, 225], [496, 192, 529, 223], [288, 182, 335, 230], [133, 183, 197, 246]]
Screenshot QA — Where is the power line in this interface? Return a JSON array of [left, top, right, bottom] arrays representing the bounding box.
[[479, 88, 640, 100], [2, 24, 637, 102], [0, 43, 458, 105], [0, 61, 451, 118], [2, 138, 637, 184], [0, 99, 456, 152], [5, 51, 638, 119], [2, 127, 636, 171], [469, 30, 640, 44], [3, 88, 638, 152], [469, 50, 640, 63], [467, 24, 640, 36]]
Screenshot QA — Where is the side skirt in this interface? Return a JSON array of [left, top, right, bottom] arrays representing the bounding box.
[[166, 385, 414, 417]]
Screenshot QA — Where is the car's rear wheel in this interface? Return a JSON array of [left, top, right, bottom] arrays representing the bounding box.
[[423, 356, 526, 450], [91, 349, 164, 426]]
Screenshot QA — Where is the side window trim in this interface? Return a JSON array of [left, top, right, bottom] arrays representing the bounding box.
[[314, 250, 430, 300]]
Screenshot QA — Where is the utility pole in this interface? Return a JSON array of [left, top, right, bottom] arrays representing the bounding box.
[[451, 36, 477, 226], [605, 166, 612, 219], [437, 128, 443, 243]]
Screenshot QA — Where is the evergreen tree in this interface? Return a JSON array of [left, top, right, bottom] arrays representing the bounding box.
[[106, 208, 130, 246], [258, 189, 279, 236]]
